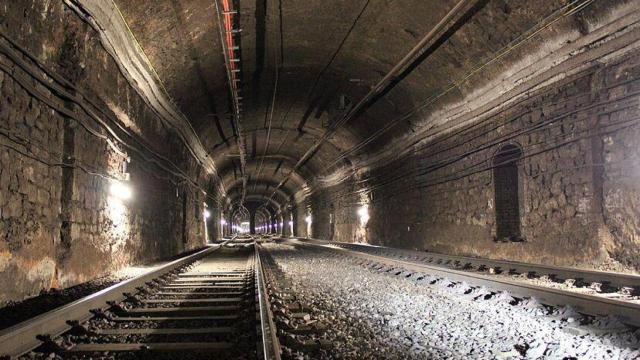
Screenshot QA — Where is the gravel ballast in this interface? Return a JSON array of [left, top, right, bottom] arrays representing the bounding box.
[[263, 243, 640, 359], [0, 248, 212, 331], [0, 275, 127, 331]]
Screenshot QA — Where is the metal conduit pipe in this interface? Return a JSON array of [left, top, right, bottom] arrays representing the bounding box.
[[338, 0, 481, 127], [261, 0, 481, 207]]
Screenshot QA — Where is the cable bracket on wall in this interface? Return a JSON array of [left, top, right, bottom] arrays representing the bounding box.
[[213, 0, 247, 206]]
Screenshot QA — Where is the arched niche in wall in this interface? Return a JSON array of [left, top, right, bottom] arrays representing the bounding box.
[[493, 144, 524, 242]]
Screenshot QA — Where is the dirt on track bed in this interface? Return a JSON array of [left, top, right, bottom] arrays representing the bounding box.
[[15, 246, 257, 360], [0, 275, 127, 331], [262, 243, 640, 360], [0, 247, 212, 331]]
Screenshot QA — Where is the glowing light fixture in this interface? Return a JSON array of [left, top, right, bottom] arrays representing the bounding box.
[[305, 215, 312, 224], [203, 209, 211, 218], [220, 219, 227, 225], [110, 180, 132, 200], [288, 221, 293, 226], [358, 205, 370, 224]]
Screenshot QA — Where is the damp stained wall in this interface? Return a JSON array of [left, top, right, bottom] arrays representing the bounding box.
[[0, 1, 218, 304]]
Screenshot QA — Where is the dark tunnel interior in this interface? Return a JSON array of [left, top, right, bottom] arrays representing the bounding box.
[[2, 0, 640, 358]]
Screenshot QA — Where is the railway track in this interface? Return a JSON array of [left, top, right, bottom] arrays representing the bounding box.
[[0, 237, 281, 359], [5, 233, 639, 358], [303, 238, 640, 293], [282, 237, 640, 327]]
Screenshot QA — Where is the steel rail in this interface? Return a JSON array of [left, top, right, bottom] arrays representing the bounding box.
[[0, 236, 238, 358], [255, 242, 282, 360], [297, 238, 640, 291], [282, 238, 640, 327]]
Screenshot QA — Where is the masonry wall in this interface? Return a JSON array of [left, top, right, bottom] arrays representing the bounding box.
[[300, 39, 640, 272], [598, 50, 640, 270], [0, 2, 213, 304], [295, 180, 364, 243], [368, 67, 601, 266]]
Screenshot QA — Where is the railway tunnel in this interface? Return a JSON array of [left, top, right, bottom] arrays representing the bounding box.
[[2, 0, 640, 358]]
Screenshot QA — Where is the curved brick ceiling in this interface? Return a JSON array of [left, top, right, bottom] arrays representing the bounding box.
[[113, 0, 629, 213]]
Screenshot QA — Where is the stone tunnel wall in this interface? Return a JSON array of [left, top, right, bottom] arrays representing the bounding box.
[[0, 1, 213, 304], [302, 29, 640, 272], [367, 68, 602, 268], [598, 50, 640, 270], [295, 181, 365, 243]]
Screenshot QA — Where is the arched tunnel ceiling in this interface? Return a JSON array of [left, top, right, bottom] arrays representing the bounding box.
[[113, 0, 630, 211]]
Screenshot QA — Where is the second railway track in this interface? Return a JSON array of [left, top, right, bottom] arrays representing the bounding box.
[[4, 234, 640, 359], [283, 237, 640, 328]]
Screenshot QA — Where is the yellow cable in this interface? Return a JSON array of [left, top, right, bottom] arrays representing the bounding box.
[[110, 0, 176, 108]]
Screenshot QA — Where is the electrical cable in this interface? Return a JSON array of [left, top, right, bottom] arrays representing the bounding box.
[[331, 83, 640, 193], [310, 64, 640, 199], [213, 0, 247, 205], [322, 0, 598, 173], [0, 37, 183, 176], [252, 0, 283, 194], [0, 35, 224, 204], [326, 116, 640, 205], [0, 127, 212, 210], [276, 0, 372, 130], [257, 0, 373, 209], [263, 0, 496, 206]]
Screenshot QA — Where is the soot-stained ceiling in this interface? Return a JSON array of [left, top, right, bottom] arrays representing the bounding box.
[[112, 0, 630, 216]]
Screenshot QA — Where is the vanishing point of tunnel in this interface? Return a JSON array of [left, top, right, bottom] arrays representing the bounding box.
[[2, 0, 640, 359]]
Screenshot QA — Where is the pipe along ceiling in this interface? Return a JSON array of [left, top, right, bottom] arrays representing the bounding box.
[[98, 0, 623, 219]]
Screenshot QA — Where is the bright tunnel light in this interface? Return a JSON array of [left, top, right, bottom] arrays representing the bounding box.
[[358, 205, 370, 224], [203, 209, 211, 218], [110, 180, 132, 200], [220, 218, 227, 225], [305, 215, 312, 224]]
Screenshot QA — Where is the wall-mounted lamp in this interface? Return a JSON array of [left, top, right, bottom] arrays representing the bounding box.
[[358, 205, 370, 225], [220, 219, 227, 225], [203, 209, 211, 219], [110, 180, 132, 200]]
